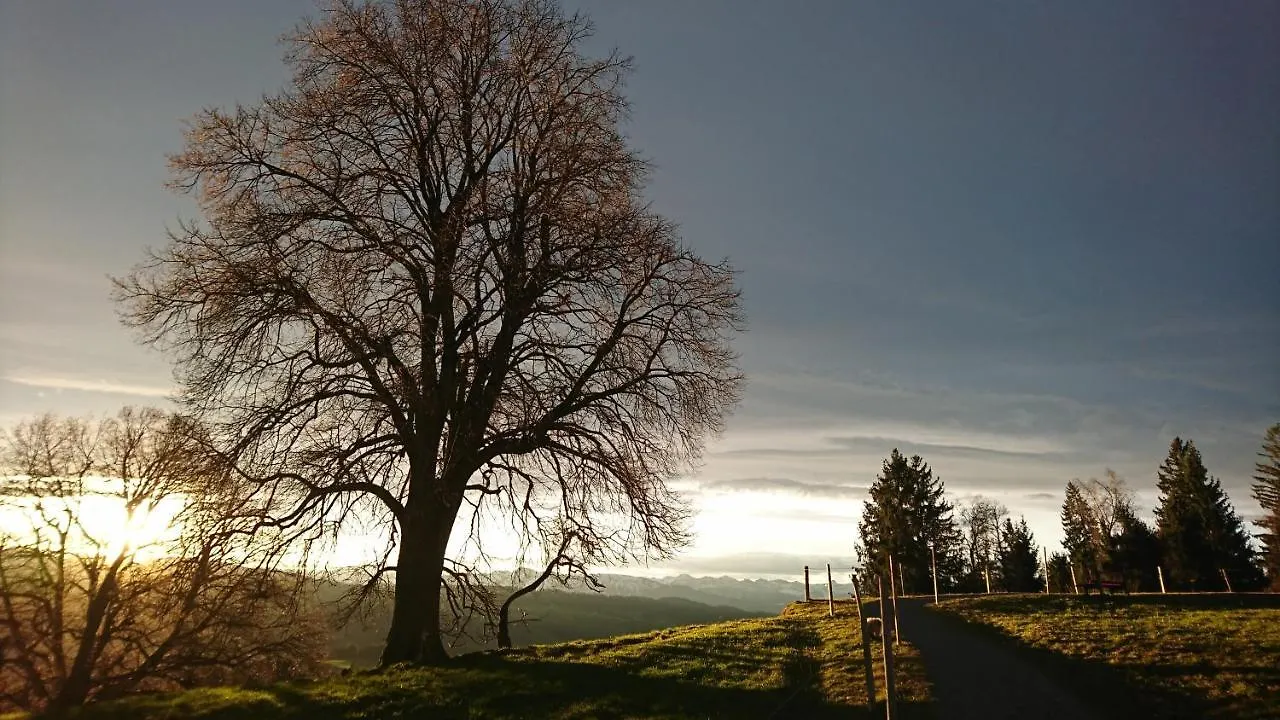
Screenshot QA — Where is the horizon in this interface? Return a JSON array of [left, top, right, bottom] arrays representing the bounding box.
[[2, 1, 1278, 576]]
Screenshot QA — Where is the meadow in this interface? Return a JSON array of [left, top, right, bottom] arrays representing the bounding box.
[[53, 601, 932, 720]]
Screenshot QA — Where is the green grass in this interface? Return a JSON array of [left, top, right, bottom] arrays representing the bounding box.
[[59, 601, 931, 719], [933, 593, 1280, 720]]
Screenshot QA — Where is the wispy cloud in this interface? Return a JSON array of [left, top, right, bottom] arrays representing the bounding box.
[[700, 476, 867, 499], [4, 374, 173, 398]]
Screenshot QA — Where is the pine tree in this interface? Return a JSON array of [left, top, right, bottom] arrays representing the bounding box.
[[1155, 437, 1260, 590], [1252, 423, 1280, 589], [856, 449, 963, 593], [1061, 481, 1100, 582], [998, 517, 1040, 592]]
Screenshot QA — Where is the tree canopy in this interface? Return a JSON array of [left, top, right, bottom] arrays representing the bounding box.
[[116, 0, 742, 665]]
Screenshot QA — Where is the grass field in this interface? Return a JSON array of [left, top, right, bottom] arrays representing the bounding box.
[[56, 601, 931, 719], [933, 593, 1280, 720]]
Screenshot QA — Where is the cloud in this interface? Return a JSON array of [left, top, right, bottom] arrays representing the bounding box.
[[824, 435, 1072, 459], [4, 374, 173, 398], [668, 552, 855, 577], [1023, 492, 1059, 501], [700, 476, 867, 498]]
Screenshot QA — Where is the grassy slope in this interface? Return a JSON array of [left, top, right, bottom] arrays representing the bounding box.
[[68, 601, 932, 720], [933, 593, 1280, 720]]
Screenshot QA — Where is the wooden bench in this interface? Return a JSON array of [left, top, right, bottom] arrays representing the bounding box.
[[1080, 572, 1127, 595]]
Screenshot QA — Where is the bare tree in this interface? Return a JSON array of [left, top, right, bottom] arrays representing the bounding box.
[[116, 0, 742, 665], [0, 410, 326, 714], [1079, 469, 1133, 543], [959, 497, 1007, 591]]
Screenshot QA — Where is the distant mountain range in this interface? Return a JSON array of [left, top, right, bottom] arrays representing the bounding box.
[[554, 572, 855, 614]]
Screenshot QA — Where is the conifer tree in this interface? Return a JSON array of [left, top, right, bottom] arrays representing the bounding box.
[[856, 449, 963, 592], [1155, 437, 1260, 590], [1252, 423, 1280, 589], [1046, 552, 1073, 593], [998, 517, 1041, 592], [1061, 481, 1100, 581]]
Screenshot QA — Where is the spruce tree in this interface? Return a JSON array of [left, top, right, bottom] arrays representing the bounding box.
[[1154, 437, 1259, 590], [1061, 481, 1100, 582], [998, 517, 1040, 592], [1252, 423, 1280, 589], [856, 449, 963, 593]]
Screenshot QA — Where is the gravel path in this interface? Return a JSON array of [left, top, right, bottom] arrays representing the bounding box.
[[895, 598, 1101, 720]]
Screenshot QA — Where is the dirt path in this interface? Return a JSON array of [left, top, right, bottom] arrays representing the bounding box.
[[895, 598, 1100, 720]]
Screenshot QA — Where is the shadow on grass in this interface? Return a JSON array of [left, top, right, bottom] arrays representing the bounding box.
[[927, 595, 1280, 720]]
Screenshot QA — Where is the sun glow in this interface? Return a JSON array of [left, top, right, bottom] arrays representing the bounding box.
[[0, 488, 185, 563], [83, 495, 184, 560]]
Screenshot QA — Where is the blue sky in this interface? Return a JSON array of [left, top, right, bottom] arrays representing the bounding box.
[[2, 1, 1277, 576]]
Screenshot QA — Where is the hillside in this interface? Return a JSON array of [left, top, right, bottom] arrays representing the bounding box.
[[63, 602, 933, 720], [329, 589, 769, 667]]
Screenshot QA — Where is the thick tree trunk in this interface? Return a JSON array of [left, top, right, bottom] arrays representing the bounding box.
[[380, 501, 452, 666]]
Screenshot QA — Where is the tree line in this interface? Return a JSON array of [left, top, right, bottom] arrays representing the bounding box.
[[856, 426, 1280, 595]]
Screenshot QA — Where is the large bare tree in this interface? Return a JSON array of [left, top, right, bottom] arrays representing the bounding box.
[[0, 410, 325, 714], [117, 0, 742, 665]]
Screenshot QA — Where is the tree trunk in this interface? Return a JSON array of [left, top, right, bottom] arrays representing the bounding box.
[[380, 504, 451, 666], [48, 561, 123, 714], [497, 601, 514, 650]]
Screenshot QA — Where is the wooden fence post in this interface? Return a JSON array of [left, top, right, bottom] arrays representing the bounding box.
[[851, 575, 876, 713], [930, 544, 939, 604], [887, 556, 901, 646], [1069, 564, 1079, 595], [983, 567, 991, 594], [878, 575, 897, 720], [1157, 565, 1167, 594], [804, 565, 811, 602], [1043, 547, 1050, 594], [1220, 568, 1234, 593], [827, 563, 835, 617], [899, 561, 906, 598]]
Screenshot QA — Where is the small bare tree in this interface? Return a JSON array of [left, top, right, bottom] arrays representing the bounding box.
[[0, 409, 326, 715], [116, 0, 742, 665], [959, 497, 1007, 591]]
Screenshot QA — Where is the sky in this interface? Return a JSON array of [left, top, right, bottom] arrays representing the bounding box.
[[2, 1, 1278, 578]]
